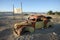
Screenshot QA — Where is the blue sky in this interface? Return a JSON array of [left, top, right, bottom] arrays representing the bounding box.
[[0, 0, 60, 12]]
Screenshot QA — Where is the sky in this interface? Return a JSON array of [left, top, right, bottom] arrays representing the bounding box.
[[0, 0, 60, 12]]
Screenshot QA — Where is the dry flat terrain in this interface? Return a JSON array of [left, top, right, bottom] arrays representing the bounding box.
[[0, 14, 60, 40]]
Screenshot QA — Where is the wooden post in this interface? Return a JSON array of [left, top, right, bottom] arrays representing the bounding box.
[[21, 2, 23, 20], [13, 4, 15, 20]]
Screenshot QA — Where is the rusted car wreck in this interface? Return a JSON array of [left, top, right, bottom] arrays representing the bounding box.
[[13, 15, 53, 37]]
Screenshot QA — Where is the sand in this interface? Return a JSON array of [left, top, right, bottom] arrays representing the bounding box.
[[0, 14, 60, 40]]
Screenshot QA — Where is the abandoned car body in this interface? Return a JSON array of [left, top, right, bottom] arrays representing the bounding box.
[[13, 15, 53, 36]]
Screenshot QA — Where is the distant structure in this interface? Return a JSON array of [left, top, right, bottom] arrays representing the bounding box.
[[13, 2, 23, 20], [14, 8, 22, 14], [13, 2, 22, 14]]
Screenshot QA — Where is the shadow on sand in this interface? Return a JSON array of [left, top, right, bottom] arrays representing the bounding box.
[[34, 23, 60, 35], [0, 28, 13, 40]]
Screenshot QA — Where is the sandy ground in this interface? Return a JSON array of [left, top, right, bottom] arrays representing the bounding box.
[[0, 15, 60, 40]]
